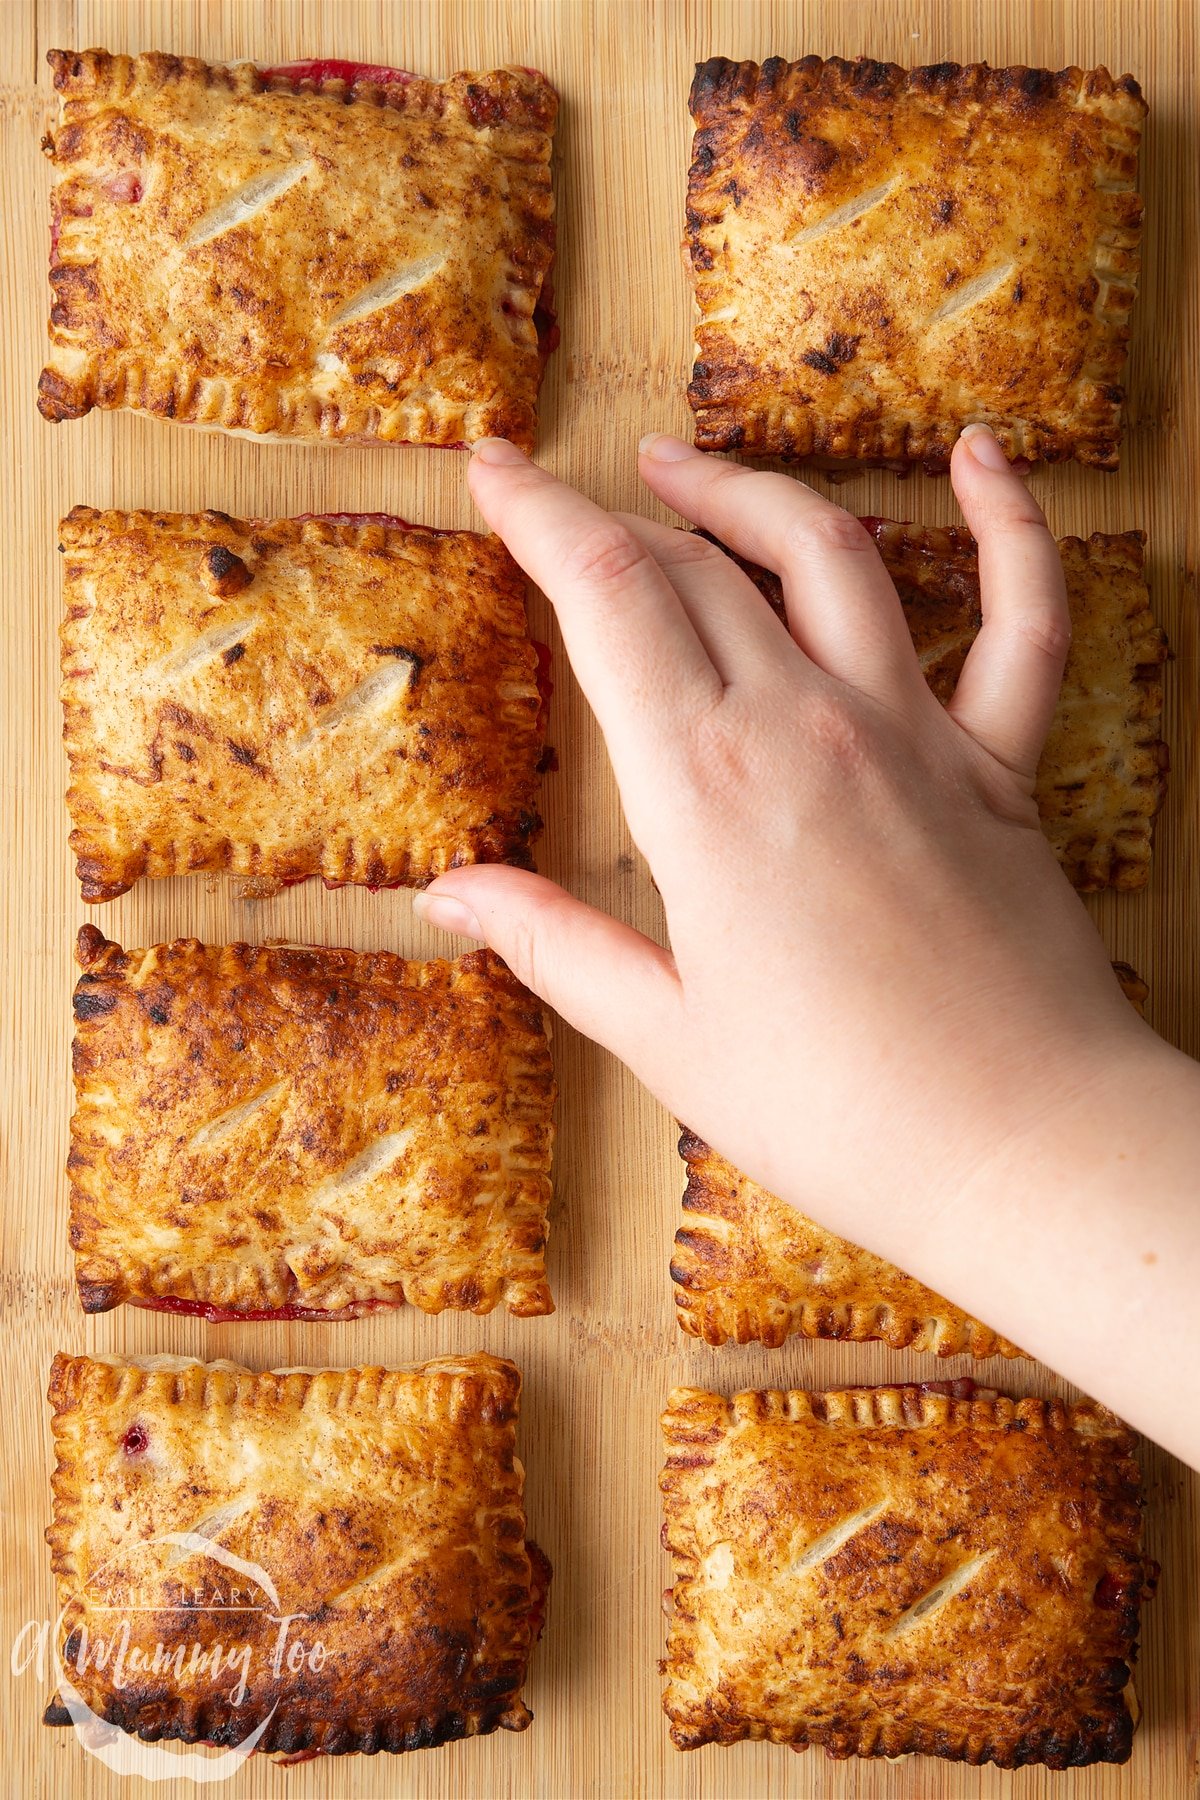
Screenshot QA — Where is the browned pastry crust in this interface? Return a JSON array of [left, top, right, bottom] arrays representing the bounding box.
[[45, 1352, 548, 1759], [41, 50, 557, 449], [69, 929, 555, 1318], [59, 508, 544, 900], [661, 1383, 1157, 1766], [729, 525, 1168, 892], [673, 965, 1147, 1353], [687, 57, 1145, 469]]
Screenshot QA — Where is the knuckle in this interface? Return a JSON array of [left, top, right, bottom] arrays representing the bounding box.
[[696, 455, 749, 494], [688, 705, 756, 792], [1015, 611, 1072, 661], [560, 522, 652, 589], [975, 493, 1051, 533], [691, 456, 780, 515], [803, 693, 873, 771], [660, 529, 724, 570], [785, 507, 875, 560]]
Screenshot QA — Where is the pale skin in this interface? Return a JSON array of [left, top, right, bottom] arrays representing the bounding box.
[[414, 425, 1200, 1470]]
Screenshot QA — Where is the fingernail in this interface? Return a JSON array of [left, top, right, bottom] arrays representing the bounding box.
[[959, 423, 1012, 471], [412, 891, 484, 938], [470, 437, 528, 465], [638, 433, 702, 462]]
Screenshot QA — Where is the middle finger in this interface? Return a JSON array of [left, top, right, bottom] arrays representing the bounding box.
[[612, 513, 806, 688]]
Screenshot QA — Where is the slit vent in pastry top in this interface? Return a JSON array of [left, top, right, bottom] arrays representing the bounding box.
[[660, 1381, 1157, 1766], [673, 962, 1148, 1353], [68, 929, 555, 1320], [45, 1352, 550, 1762], [59, 507, 546, 901], [686, 56, 1145, 470], [40, 50, 557, 449], [726, 525, 1168, 893]]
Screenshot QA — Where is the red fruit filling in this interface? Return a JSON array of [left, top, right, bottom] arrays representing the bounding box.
[[102, 171, 142, 204], [135, 1295, 390, 1324], [1093, 1570, 1136, 1609], [292, 511, 455, 535], [259, 59, 417, 89], [840, 1378, 993, 1401], [527, 1542, 552, 1641], [533, 639, 553, 736], [533, 278, 559, 365]]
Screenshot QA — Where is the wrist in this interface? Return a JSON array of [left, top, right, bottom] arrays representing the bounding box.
[[946, 1019, 1183, 1226]]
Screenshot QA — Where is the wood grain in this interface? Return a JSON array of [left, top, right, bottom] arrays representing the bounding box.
[[2, 3, 1197, 1797]]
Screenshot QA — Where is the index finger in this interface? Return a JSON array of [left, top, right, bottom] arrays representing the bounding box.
[[467, 439, 721, 743]]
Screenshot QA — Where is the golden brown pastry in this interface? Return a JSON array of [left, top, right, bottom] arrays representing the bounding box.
[[686, 57, 1145, 469], [59, 508, 546, 900], [730, 526, 1168, 892], [41, 50, 557, 448], [661, 1381, 1156, 1766], [46, 1352, 550, 1760], [673, 964, 1147, 1353], [68, 929, 555, 1319]]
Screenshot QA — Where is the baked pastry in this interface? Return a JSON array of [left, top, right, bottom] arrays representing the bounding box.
[[40, 50, 557, 448], [729, 526, 1168, 892], [45, 1352, 550, 1760], [59, 507, 546, 901], [68, 928, 555, 1319], [661, 1381, 1157, 1766], [686, 57, 1145, 469], [673, 963, 1147, 1353]]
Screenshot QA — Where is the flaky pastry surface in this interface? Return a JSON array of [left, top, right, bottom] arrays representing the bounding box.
[[69, 930, 555, 1318], [46, 1352, 546, 1758], [60, 508, 544, 900], [41, 50, 557, 448], [661, 1383, 1156, 1766], [687, 57, 1145, 469]]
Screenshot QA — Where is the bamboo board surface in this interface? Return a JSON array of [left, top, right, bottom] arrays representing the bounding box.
[[2, 2, 1198, 1797]]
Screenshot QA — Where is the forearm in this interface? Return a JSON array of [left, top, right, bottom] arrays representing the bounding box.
[[813, 1032, 1200, 1463]]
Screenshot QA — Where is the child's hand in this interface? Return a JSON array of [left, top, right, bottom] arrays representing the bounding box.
[[415, 428, 1200, 1463], [418, 429, 1137, 1213]]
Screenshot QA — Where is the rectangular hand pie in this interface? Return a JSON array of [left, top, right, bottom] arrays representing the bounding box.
[[661, 1381, 1157, 1767], [41, 50, 557, 448], [46, 1352, 550, 1761], [673, 964, 1147, 1353], [686, 57, 1145, 469], [732, 527, 1168, 892], [60, 507, 546, 901], [69, 929, 555, 1320]]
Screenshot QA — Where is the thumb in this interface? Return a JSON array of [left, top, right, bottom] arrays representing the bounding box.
[[413, 866, 683, 1077]]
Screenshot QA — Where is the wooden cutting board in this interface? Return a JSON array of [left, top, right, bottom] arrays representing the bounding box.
[[2, 2, 1197, 1796]]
